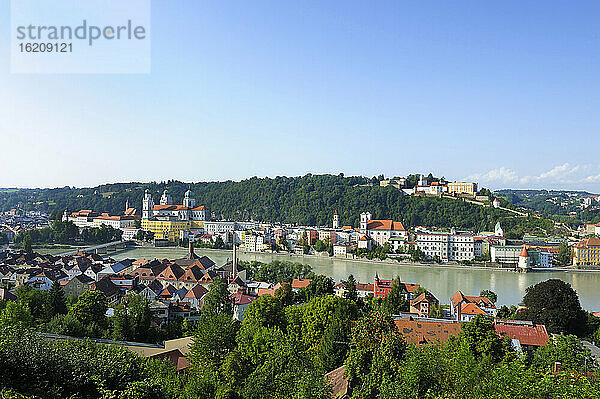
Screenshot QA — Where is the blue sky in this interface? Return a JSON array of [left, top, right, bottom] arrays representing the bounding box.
[[1, 1, 599, 191]]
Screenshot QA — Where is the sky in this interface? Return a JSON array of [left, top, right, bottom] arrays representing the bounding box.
[[1, 1, 599, 191]]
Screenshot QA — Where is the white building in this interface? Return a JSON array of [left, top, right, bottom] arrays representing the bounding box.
[[333, 244, 348, 257], [416, 230, 475, 262], [142, 189, 209, 222], [360, 212, 407, 246]]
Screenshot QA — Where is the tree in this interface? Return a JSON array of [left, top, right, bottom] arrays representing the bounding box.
[[67, 291, 108, 336], [303, 275, 334, 300], [0, 301, 34, 329], [202, 277, 233, 317], [213, 236, 225, 249], [189, 313, 238, 376], [344, 275, 358, 302], [46, 281, 68, 318], [480, 289, 498, 304], [383, 276, 409, 314], [557, 242, 572, 266], [22, 233, 32, 253], [313, 240, 326, 252], [458, 315, 509, 362], [532, 334, 596, 372], [344, 309, 406, 398], [519, 279, 587, 335], [274, 282, 294, 307]]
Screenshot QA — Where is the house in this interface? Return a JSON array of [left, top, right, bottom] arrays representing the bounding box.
[[98, 261, 130, 280], [131, 261, 167, 283], [450, 291, 497, 321], [184, 284, 208, 309], [573, 238, 600, 266], [395, 317, 462, 346], [27, 269, 67, 291], [156, 265, 185, 286], [83, 264, 103, 281], [231, 292, 257, 321], [334, 281, 374, 298], [373, 274, 419, 299], [494, 319, 549, 352], [63, 274, 94, 297], [135, 280, 163, 302], [357, 235, 373, 250], [149, 300, 169, 321], [158, 285, 178, 302], [291, 278, 311, 292], [178, 265, 205, 289], [228, 276, 247, 294], [90, 277, 121, 303], [333, 244, 348, 257], [173, 287, 189, 302], [410, 292, 439, 317]]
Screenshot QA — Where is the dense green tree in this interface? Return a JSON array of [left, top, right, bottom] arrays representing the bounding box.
[[202, 277, 233, 317], [557, 242, 572, 266], [344, 309, 405, 398], [479, 289, 498, 303], [274, 282, 294, 307], [22, 233, 32, 253], [189, 313, 238, 377], [46, 281, 68, 318], [532, 334, 596, 372], [383, 276, 409, 314], [313, 239, 326, 252], [303, 275, 334, 300], [519, 279, 587, 335], [0, 302, 34, 329], [344, 274, 358, 302], [457, 315, 509, 362], [67, 291, 108, 336]]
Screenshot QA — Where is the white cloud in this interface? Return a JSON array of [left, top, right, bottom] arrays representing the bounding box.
[[583, 174, 600, 183], [467, 167, 519, 184], [468, 163, 600, 189]]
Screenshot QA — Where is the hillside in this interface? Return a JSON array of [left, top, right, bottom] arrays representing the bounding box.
[[495, 189, 600, 227], [0, 175, 556, 235]]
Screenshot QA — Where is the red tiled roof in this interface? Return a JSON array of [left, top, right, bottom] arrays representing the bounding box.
[[395, 318, 462, 345], [366, 220, 405, 231], [494, 321, 549, 347], [460, 303, 487, 315], [292, 278, 311, 289], [231, 292, 257, 305], [520, 246, 529, 257]]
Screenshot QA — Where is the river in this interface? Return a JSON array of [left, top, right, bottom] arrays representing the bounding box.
[[107, 247, 600, 311]]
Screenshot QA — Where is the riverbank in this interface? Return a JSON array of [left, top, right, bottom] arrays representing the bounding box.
[[108, 244, 594, 274]]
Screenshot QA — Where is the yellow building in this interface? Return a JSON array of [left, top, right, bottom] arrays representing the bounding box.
[[447, 182, 477, 195], [573, 238, 600, 266], [142, 219, 205, 242]]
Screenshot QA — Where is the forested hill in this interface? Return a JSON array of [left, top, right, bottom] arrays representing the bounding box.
[[2, 174, 512, 231]]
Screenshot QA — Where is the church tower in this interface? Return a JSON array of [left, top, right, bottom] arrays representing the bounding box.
[[333, 210, 340, 229], [160, 189, 173, 205], [494, 222, 504, 237], [360, 212, 372, 234], [183, 189, 196, 208], [142, 189, 154, 220]]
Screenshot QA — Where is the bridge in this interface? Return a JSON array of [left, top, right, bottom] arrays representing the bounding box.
[[58, 240, 134, 257]]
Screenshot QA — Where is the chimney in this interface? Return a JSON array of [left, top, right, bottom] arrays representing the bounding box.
[[233, 244, 238, 279], [189, 240, 195, 258]]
